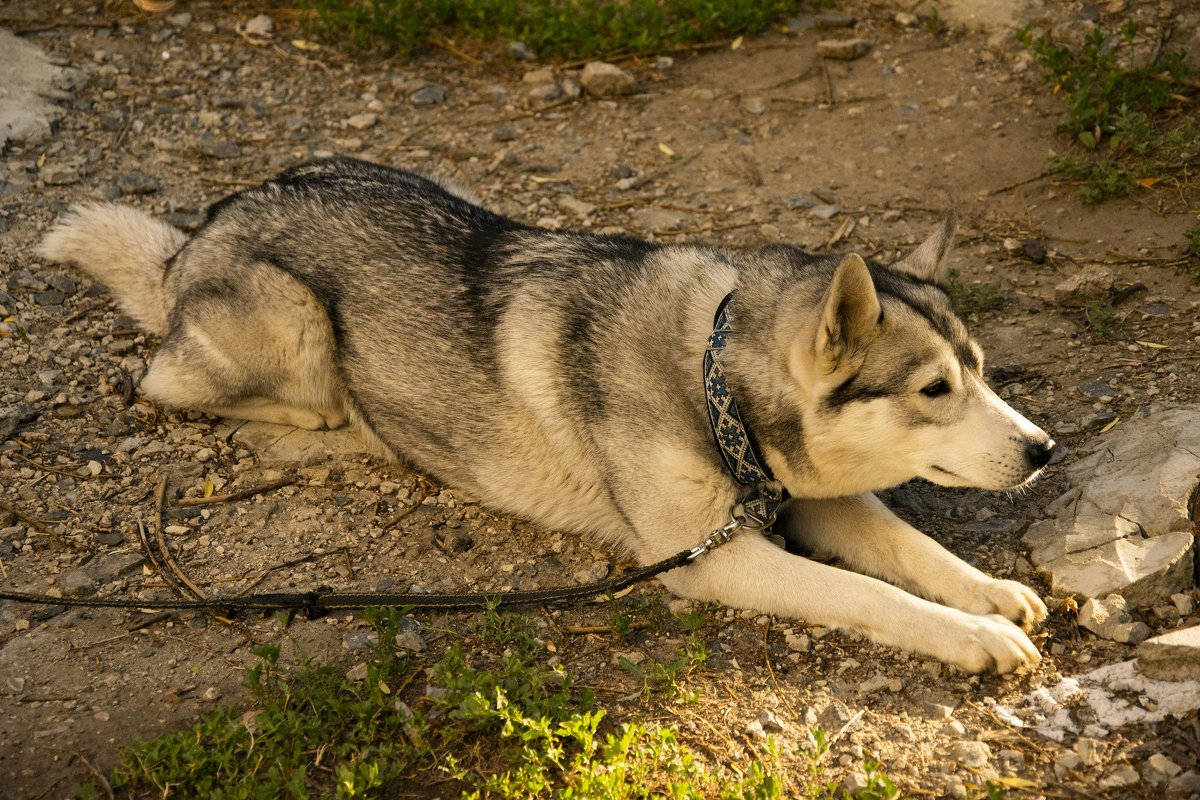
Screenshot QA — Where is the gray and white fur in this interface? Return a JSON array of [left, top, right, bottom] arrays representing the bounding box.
[[40, 157, 1056, 673]]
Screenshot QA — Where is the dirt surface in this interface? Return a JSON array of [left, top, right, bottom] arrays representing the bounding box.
[[2, 1, 1199, 798]]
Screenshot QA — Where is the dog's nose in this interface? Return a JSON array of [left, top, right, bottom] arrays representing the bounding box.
[[1025, 439, 1056, 469]]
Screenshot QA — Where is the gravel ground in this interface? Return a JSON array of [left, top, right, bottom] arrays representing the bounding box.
[[1, 1, 1199, 797]]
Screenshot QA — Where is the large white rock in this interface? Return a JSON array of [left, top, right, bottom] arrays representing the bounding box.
[[1138, 625, 1200, 682], [221, 421, 371, 466], [0, 30, 70, 148], [1024, 408, 1199, 606]]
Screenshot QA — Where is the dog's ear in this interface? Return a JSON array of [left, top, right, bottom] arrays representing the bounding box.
[[892, 212, 957, 286], [817, 252, 881, 370]]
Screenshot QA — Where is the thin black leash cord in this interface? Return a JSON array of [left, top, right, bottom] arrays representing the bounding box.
[[0, 549, 697, 618]]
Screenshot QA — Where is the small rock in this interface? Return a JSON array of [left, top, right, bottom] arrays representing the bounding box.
[[86, 551, 144, 582], [816, 38, 873, 61], [1147, 753, 1182, 782], [201, 140, 241, 159], [433, 528, 472, 555], [34, 290, 65, 306], [96, 531, 124, 547], [1100, 765, 1139, 787], [1078, 593, 1131, 640], [1053, 264, 1112, 308], [580, 62, 635, 97], [1074, 737, 1105, 767], [557, 195, 596, 218], [1111, 621, 1151, 644], [242, 14, 274, 37], [786, 195, 815, 209], [410, 84, 448, 106], [507, 40, 536, 61], [41, 164, 80, 185], [117, 172, 159, 196], [345, 113, 378, 130], [656, 56, 674, 71], [346, 662, 369, 682], [895, 11, 918, 26], [342, 630, 378, 651], [1137, 624, 1200, 681], [7, 676, 26, 693], [743, 719, 766, 739], [809, 204, 840, 220], [522, 68, 555, 84], [1055, 750, 1083, 773], [756, 709, 785, 733], [1170, 592, 1195, 616], [393, 630, 426, 653], [60, 570, 97, 596], [7, 270, 47, 291], [168, 12, 192, 27], [527, 83, 563, 103], [937, 94, 959, 109], [741, 96, 767, 115], [1022, 238, 1047, 264], [882, 209, 903, 222]]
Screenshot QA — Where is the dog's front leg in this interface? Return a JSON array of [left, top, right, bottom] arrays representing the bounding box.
[[775, 494, 1047, 627], [658, 532, 1040, 674]]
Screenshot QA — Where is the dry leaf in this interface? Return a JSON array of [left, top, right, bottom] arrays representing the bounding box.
[[731, 36, 743, 50], [37, 153, 45, 168], [994, 777, 1039, 790], [203, 479, 215, 498], [657, 142, 677, 158], [291, 39, 323, 52], [133, 0, 175, 12], [1135, 177, 1164, 188], [1136, 340, 1169, 349], [1100, 416, 1121, 433], [378, 680, 391, 695]]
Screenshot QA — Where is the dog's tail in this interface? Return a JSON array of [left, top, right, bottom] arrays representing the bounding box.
[[37, 203, 186, 336]]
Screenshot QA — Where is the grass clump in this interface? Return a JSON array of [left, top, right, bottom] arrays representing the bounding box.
[[1017, 21, 1197, 203], [307, 0, 801, 59], [945, 268, 1005, 314]]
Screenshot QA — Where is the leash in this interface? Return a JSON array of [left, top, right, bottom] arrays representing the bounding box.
[[0, 516, 748, 617], [1, 294, 780, 618]]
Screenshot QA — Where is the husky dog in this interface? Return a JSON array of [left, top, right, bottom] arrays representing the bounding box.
[[40, 157, 1055, 673]]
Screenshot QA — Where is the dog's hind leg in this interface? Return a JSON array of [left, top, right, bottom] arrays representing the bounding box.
[[775, 494, 1048, 628], [140, 260, 347, 430]]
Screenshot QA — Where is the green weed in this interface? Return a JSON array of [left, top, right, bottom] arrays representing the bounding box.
[[306, 0, 802, 59], [1085, 302, 1115, 335], [93, 604, 903, 798], [946, 268, 1005, 314], [1018, 21, 1196, 203]]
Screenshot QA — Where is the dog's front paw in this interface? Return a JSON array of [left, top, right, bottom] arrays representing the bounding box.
[[949, 614, 1041, 674], [942, 576, 1047, 629], [975, 578, 1048, 629]]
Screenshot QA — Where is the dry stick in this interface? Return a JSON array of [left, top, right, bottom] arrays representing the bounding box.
[[986, 169, 1055, 197], [150, 479, 237, 625], [565, 621, 650, 635], [760, 624, 797, 720], [75, 752, 115, 800], [177, 475, 298, 507], [427, 36, 483, 66], [821, 63, 835, 107], [380, 479, 434, 531], [0, 498, 72, 548], [236, 548, 349, 596]]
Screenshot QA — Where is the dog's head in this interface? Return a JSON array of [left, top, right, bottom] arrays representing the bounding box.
[[756, 216, 1054, 496]]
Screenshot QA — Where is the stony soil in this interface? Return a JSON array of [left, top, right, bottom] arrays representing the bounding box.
[[1, 1, 1199, 798]]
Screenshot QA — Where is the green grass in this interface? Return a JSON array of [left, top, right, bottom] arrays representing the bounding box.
[[306, 0, 802, 59], [1017, 21, 1197, 204], [82, 603, 904, 798], [1084, 302, 1115, 335], [945, 268, 1005, 314]]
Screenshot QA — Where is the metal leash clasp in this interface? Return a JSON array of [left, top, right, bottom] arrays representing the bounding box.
[[687, 513, 746, 561]]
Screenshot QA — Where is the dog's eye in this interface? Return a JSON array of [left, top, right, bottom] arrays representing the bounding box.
[[920, 379, 950, 398]]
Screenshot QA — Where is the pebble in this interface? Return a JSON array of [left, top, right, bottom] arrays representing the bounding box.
[[345, 113, 378, 130], [809, 204, 840, 220], [507, 40, 536, 61], [346, 662, 369, 682], [1022, 238, 1047, 264], [953, 741, 990, 769], [202, 140, 241, 159], [756, 709, 785, 733], [1170, 592, 1194, 616], [1147, 753, 1182, 781], [816, 38, 873, 61], [60, 570, 97, 596], [580, 62, 635, 97], [786, 195, 815, 209], [741, 96, 767, 115], [895, 11, 918, 26], [393, 629, 426, 653], [410, 84, 448, 106], [40, 164, 80, 185], [557, 195, 596, 218], [242, 14, 274, 38]]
